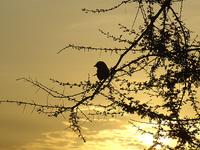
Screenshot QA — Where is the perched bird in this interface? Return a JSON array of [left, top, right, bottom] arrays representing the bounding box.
[[94, 61, 109, 80]]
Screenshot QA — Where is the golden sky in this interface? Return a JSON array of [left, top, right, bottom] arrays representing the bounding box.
[[0, 0, 200, 149]]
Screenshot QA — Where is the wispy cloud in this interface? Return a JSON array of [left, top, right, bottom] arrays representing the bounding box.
[[18, 118, 149, 150]]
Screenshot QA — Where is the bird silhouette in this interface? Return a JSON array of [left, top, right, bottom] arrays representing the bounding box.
[[94, 61, 109, 80]]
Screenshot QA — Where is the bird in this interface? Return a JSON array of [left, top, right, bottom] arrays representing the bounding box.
[[94, 61, 109, 80]]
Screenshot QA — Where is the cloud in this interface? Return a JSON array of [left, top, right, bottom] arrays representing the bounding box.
[[17, 118, 149, 150]]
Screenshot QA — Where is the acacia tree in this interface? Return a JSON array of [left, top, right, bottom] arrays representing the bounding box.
[[1, 0, 200, 149]]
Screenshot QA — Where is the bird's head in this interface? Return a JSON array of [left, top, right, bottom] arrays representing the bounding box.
[[94, 61, 107, 69]]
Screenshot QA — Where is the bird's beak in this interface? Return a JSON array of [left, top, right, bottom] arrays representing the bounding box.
[[94, 64, 97, 67]]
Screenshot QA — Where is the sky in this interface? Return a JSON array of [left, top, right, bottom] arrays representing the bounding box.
[[0, 0, 200, 150]]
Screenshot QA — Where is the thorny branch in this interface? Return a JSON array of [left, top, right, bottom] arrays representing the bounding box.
[[1, 0, 200, 149]]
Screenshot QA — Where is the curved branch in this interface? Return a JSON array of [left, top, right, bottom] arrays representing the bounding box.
[[82, 0, 133, 13], [57, 44, 127, 54]]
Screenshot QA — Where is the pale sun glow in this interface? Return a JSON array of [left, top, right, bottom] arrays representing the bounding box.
[[138, 132, 176, 149], [138, 133, 154, 146]]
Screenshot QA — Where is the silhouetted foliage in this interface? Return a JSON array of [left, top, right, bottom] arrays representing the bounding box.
[[1, 0, 200, 149]]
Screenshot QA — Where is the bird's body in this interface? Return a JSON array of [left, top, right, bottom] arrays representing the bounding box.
[[94, 61, 109, 80]]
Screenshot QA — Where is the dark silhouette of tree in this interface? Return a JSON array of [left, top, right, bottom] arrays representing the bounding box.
[[1, 0, 200, 149]]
